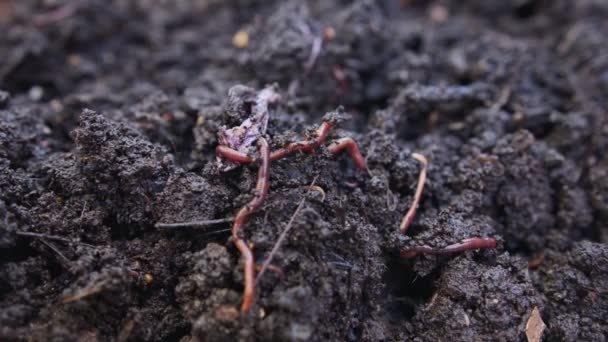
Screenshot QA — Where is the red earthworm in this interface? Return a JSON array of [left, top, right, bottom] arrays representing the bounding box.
[[400, 237, 497, 258], [399, 153, 428, 234], [269, 122, 333, 161], [327, 137, 368, 170], [231, 137, 270, 311]]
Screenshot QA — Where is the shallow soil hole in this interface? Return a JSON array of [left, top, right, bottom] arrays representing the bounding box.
[[382, 255, 439, 322]]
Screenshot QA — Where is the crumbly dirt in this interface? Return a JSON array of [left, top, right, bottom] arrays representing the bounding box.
[[1, 1, 607, 341]]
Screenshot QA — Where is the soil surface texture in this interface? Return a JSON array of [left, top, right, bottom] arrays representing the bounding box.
[[1, 1, 607, 341]]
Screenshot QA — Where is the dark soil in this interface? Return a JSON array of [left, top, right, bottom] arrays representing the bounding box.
[[1, 1, 607, 341]]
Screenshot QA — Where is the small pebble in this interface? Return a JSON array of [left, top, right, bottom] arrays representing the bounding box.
[[324, 26, 336, 40], [29, 86, 44, 102], [232, 30, 249, 48]]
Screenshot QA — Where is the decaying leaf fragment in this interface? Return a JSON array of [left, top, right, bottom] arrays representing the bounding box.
[[525, 306, 546, 342], [216, 86, 280, 171]]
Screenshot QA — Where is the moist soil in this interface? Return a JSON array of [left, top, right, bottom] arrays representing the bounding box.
[[1, 1, 607, 341]]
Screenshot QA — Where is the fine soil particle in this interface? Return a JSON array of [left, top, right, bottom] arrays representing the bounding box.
[[1, 1, 607, 341]]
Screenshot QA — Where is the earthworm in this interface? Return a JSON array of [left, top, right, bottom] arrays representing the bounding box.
[[269, 122, 333, 161], [231, 137, 270, 311], [399, 153, 428, 234], [327, 137, 368, 170], [400, 237, 497, 258]]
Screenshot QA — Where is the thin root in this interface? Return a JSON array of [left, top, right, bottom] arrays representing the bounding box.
[[256, 176, 318, 285], [155, 217, 234, 229], [39, 238, 71, 264], [255, 263, 285, 280], [61, 280, 107, 303], [16, 231, 95, 248], [304, 36, 323, 75]]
